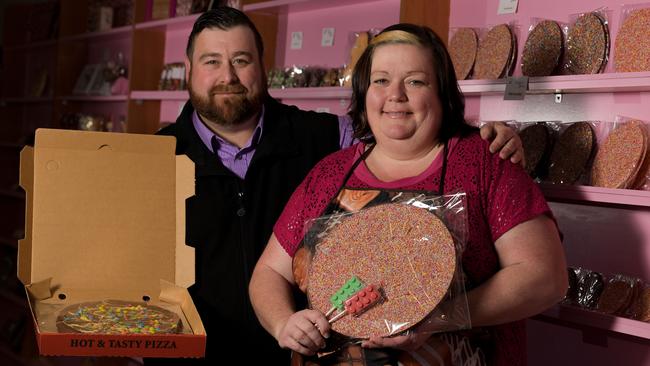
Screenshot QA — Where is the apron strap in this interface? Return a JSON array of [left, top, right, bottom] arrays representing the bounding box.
[[336, 140, 449, 197]]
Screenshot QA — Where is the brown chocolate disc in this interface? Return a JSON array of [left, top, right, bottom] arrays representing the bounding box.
[[630, 286, 650, 321], [615, 8, 650, 72], [567, 13, 609, 74], [474, 24, 513, 80], [449, 28, 478, 80], [521, 20, 563, 77], [57, 300, 182, 334], [547, 122, 595, 184], [591, 121, 647, 188], [519, 123, 551, 178], [597, 279, 634, 315], [308, 204, 457, 338]]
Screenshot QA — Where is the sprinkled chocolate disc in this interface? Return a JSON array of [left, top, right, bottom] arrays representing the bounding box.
[[519, 123, 552, 178], [547, 122, 595, 184], [631, 139, 650, 189], [591, 121, 647, 189], [567, 13, 609, 74], [57, 300, 183, 334], [521, 20, 563, 77], [449, 28, 478, 80], [308, 204, 457, 338], [474, 24, 513, 79], [615, 8, 650, 72]]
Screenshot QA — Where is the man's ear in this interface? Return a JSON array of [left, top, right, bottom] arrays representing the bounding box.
[[184, 56, 191, 83]]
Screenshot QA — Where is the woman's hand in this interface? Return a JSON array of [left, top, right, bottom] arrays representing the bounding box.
[[361, 330, 433, 351], [277, 309, 331, 356]]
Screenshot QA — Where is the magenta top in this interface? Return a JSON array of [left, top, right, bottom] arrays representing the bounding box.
[[274, 132, 555, 366]]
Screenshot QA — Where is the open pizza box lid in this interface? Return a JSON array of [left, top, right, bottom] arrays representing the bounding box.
[[17, 128, 205, 357]]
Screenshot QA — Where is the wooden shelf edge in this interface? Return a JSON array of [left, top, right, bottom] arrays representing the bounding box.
[[532, 304, 650, 340], [1, 97, 54, 104], [539, 183, 650, 208], [59, 25, 133, 42], [269, 86, 351, 99], [59, 95, 129, 102], [130, 90, 189, 101], [5, 39, 57, 51], [244, 0, 384, 13], [135, 14, 200, 31]]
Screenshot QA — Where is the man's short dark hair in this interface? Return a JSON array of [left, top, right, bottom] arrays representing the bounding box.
[[186, 7, 264, 62]]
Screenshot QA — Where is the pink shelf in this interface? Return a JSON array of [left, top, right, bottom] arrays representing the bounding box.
[[539, 183, 650, 207], [135, 14, 200, 32], [243, 0, 383, 13], [59, 25, 133, 42], [60, 95, 128, 102], [459, 72, 650, 95], [130, 90, 188, 101], [533, 304, 650, 340], [269, 87, 351, 99]]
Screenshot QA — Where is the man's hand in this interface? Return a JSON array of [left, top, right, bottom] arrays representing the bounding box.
[[480, 121, 525, 167]]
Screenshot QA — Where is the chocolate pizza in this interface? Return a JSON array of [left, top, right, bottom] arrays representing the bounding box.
[[57, 300, 183, 334], [307, 203, 458, 338]]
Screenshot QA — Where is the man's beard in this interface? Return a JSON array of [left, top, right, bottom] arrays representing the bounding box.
[[188, 79, 263, 128]]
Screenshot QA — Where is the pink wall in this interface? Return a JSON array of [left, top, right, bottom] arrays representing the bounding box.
[[449, 1, 650, 364], [280, 0, 400, 68]]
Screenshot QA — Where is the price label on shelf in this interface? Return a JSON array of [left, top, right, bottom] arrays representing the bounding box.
[[504, 76, 528, 100], [497, 0, 518, 14], [291, 31, 303, 50], [322, 28, 335, 47]]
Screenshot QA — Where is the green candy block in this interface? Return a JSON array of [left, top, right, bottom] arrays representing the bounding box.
[[329, 276, 364, 310]]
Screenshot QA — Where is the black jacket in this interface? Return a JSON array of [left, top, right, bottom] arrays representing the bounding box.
[[157, 98, 340, 363]]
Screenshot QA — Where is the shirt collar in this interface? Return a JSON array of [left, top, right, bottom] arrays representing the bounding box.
[[191, 106, 265, 153]]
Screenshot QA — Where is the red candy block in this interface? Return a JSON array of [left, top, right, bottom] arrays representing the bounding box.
[[344, 284, 381, 316]]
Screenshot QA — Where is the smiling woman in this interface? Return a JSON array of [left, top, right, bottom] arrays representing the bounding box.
[[250, 23, 567, 366]]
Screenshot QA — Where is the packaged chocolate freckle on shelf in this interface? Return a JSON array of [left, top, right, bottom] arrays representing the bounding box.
[[295, 190, 471, 350]]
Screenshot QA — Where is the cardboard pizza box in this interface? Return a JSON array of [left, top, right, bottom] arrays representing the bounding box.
[[17, 129, 206, 357]]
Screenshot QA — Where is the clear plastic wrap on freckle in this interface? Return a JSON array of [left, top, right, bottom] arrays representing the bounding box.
[[295, 191, 471, 349]]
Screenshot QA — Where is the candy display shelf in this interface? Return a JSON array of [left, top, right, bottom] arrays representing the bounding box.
[[534, 304, 650, 341], [539, 183, 650, 208], [458, 72, 650, 96]]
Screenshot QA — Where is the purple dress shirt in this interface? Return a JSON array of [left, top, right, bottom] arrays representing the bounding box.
[[192, 109, 354, 179]]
